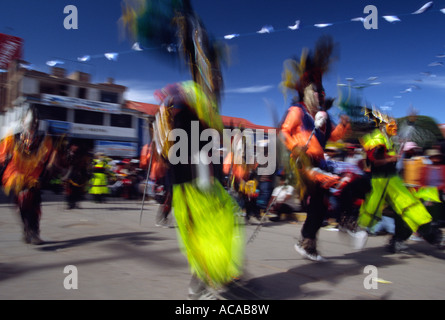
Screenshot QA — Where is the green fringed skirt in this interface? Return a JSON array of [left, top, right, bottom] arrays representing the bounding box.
[[172, 180, 245, 288], [358, 175, 432, 232]]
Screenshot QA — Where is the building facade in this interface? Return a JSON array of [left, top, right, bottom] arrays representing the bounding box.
[[0, 60, 144, 158], [0, 60, 275, 160]]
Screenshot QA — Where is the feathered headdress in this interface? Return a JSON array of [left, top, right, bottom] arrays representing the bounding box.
[[281, 35, 338, 104], [363, 106, 395, 126], [120, 0, 225, 105]]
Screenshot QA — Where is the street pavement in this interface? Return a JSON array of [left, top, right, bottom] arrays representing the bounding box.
[[1, 191, 445, 300]]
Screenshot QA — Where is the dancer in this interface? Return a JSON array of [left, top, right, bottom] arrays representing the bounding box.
[[89, 152, 111, 203], [121, 0, 244, 299], [0, 107, 56, 244], [358, 109, 444, 252], [140, 140, 172, 226], [63, 142, 90, 209], [154, 81, 244, 299], [280, 36, 351, 261]]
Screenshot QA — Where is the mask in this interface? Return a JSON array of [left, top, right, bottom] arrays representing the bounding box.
[[314, 111, 327, 129], [386, 120, 397, 136]]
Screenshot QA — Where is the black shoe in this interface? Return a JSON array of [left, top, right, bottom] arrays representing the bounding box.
[[437, 235, 445, 250], [30, 230, 43, 245], [387, 239, 412, 254], [23, 232, 32, 244]]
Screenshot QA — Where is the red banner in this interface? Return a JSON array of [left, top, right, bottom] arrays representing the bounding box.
[[0, 33, 23, 70]]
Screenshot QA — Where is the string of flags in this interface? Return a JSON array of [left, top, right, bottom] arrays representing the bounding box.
[[44, 1, 444, 68], [43, 0, 445, 110]]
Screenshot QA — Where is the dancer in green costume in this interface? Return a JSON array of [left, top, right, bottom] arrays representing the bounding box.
[[121, 0, 244, 299], [359, 110, 444, 252], [89, 153, 110, 203], [155, 82, 244, 299]]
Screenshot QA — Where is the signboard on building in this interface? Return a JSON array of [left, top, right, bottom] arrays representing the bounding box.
[[41, 94, 120, 114], [70, 123, 136, 140], [95, 140, 137, 157], [46, 120, 71, 135], [0, 33, 23, 70]]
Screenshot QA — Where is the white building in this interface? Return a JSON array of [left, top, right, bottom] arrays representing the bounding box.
[[0, 60, 145, 158]]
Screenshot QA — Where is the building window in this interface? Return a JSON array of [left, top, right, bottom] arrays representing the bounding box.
[[77, 87, 87, 99], [100, 91, 118, 103], [35, 104, 68, 122], [39, 82, 69, 96], [39, 83, 55, 95], [110, 114, 132, 128], [74, 109, 103, 125], [58, 84, 68, 96]]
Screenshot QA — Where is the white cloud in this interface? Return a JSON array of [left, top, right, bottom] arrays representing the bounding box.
[[119, 79, 276, 102], [119, 79, 162, 103], [379, 74, 445, 90], [124, 88, 158, 104], [414, 76, 445, 89], [225, 85, 274, 94]]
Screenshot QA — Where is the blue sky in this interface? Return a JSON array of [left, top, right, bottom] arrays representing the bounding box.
[[2, 0, 445, 127]]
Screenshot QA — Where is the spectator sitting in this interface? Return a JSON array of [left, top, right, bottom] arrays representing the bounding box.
[[267, 176, 301, 221]]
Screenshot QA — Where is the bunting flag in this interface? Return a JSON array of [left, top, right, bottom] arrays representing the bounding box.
[[223, 34, 239, 40], [412, 1, 433, 14], [382, 15, 401, 23], [77, 55, 90, 62], [104, 52, 119, 61], [131, 42, 143, 51], [39, 1, 445, 111], [256, 25, 274, 34], [287, 20, 300, 30], [46, 60, 64, 67], [314, 23, 333, 28], [56, 1, 444, 67]]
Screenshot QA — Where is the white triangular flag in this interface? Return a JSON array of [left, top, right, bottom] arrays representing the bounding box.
[[288, 20, 300, 30], [382, 15, 401, 23], [132, 42, 143, 51], [46, 60, 64, 67], [224, 34, 240, 40], [77, 55, 90, 62], [314, 23, 332, 28], [412, 1, 433, 14], [257, 25, 274, 34], [104, 53, 118, 61]]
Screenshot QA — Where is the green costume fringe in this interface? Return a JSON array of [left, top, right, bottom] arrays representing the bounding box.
[[358, 176, 432, 232], [359, 129, 432, 232], [172, 180, 244, 288]]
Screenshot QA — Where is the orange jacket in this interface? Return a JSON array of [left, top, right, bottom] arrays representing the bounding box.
[[281, 104, 350, 162], [140, 143, 167, 181]]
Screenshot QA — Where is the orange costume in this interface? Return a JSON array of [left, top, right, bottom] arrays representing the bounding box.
[[279, 36, 354, 261], [281, 103, 350, 162], [281, 102, 350, 189], [140, 143, 167, 182], [0, 134, 54, 195], [0, 132, 54, 244]]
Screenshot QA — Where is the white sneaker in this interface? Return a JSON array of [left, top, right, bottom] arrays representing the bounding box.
[[294, 242, 327, 262], [188, 285, 227, 300], [188, 287, 218, 300]]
